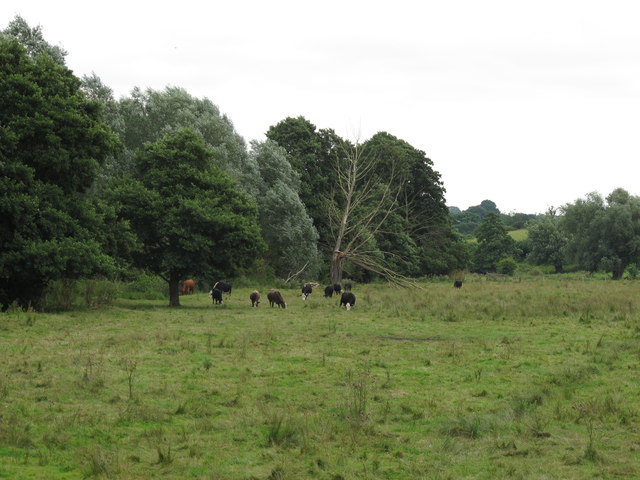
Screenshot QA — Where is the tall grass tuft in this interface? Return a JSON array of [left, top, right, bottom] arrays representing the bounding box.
[[40, 279, 76, 312]]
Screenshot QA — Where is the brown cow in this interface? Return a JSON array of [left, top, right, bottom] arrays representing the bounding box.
[[267, 289, 287, 308], [181, 279, 195, 295], [250, 290, 260, 307]]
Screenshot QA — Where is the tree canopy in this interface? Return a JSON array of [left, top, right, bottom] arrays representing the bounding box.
[[0, 34, 122, 309], [472, 212, 515, 273], [249, 139, 320, 280], [108, 128, 265, 306], [561, 189, 640, 279]]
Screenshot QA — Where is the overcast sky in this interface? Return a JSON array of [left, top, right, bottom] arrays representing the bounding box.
[[3, 1, 640, 213]]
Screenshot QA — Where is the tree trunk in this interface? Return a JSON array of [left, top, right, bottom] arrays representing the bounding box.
[[331, 251, 345, 284], [612, 267, 624, 280], [169, 271, 181, 307], [554, 264, 564, 274]]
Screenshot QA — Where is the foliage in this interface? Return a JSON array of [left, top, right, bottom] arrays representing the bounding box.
[[472, 212, 516, 273], [114, 86, 259, 196], [249, 140, 320, 279], [1, 15, 66, 64], [108, 128, 265, 306], [451, 200, 538, 235], [496, 257, 518, 275], [0, 33, 123, 310], [266, 117, 344, 254], [561, 188, 640, 279], [527, 213, 568, 273], [362, 132, 468, 276]]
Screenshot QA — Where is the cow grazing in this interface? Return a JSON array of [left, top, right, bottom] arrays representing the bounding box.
[[333, 283, 342, 295], [250, 290, 260, 307], [211, 288, 223, 304], [301, 283, 313, 300], [212, 281, 232, 295], [181, 279, 195, 295], [340, 292, 356, 310], [267, 289, 287, 308], [344, 282, 353, 291], [453, 280, 463, 289], [324, 285, 334, 298]]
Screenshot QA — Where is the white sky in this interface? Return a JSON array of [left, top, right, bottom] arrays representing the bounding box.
[[3, 1, 640, 213]]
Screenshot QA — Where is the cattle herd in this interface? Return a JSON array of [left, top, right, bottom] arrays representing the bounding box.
[[175, 279, 358, 310], [180, 277, 463, 311]]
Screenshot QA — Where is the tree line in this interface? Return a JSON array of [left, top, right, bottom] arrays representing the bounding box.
[[2, 17, 638, 310], [0, 17, 467, 309], [459, 190, 640, 280]]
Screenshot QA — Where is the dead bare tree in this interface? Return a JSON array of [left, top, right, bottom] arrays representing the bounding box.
[[328, 140, 416, 286]]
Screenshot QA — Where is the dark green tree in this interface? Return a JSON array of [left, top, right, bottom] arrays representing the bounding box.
[[561, 189, 640, 279], [362, 132, 468, 275], [266, 117, 344, 253], [472, 212, 515, 273], [108, 129, 264, 306], [0, 34, 122, 309]]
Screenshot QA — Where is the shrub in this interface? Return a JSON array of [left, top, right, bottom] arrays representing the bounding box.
[[625, 263, 639, 280], [82, 279, 120, 308], [40, 279, 76, 312], [496, 257, 518, 276], [121, 273, 167, 300]]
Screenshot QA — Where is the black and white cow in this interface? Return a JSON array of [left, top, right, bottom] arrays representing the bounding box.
[[212, 281, 232, 296], [250, 290, 260, 307], [339, 291, 356, 310], [267, 289, 287, 308], [211, 288, 223, 304], [324, 285, 334, 298], [301, 283, 313, 300]]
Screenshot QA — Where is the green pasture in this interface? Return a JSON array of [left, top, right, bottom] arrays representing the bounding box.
[[1, 278, 639, 479], [508, 229, 529, 241]]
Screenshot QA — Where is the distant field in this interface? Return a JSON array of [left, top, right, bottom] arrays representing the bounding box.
[[1, 277, 639, 479], [508, 228, 529, 241]]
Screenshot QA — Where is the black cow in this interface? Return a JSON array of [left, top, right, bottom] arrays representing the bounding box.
[[344, 282, 353, 291], [324, 285, 334, 298], [250, 290, 260, 307], [301, 283, 313, 300], [453, 280, 463, 289], [340, 292, 356, 310], [211, 288, 223, 304], [267, 289, 287, 308], [212, 281, 232, 295], [333, 283, 342, 295]]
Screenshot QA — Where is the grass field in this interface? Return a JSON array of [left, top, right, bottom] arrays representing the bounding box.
[[508, 229, 529, 241], [1, 277, 639, 479]]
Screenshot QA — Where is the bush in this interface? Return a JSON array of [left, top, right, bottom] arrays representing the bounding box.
[[40, 279, 76, 312], [82, 279, 120, 308], [625, 263, 639, 280], [121, 273, 167, 300], [496, 257, 518, 276]]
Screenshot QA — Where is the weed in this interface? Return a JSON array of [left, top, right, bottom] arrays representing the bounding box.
[[81, 445, 120, 478], [266, 411, 300, 447], [202, 358, 213, 371], [120, 358, 137, 401]]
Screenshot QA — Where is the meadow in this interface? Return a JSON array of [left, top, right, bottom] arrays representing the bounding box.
[[1, 276, 639, 479]]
